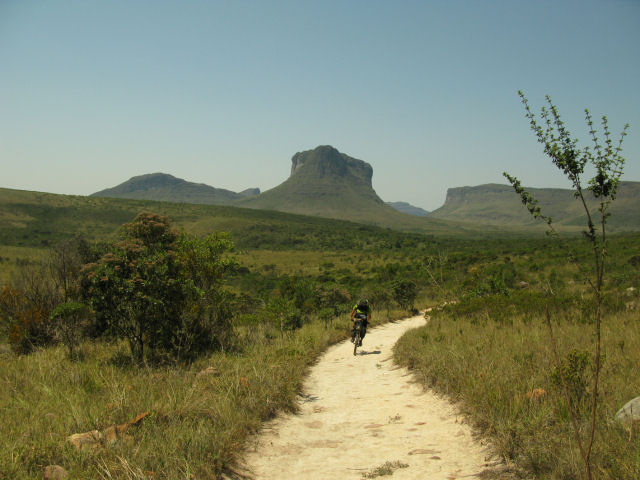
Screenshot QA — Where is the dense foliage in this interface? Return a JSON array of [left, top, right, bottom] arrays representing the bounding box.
[[81, 212, 236, 363]]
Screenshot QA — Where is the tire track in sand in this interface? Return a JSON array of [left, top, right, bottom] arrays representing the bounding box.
[[240, 314, 497, 479]]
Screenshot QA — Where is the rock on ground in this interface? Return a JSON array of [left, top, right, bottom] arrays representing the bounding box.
[[616, 396, 640, 425]]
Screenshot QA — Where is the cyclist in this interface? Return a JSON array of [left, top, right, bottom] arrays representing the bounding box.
[[350, 299, 371, 346]]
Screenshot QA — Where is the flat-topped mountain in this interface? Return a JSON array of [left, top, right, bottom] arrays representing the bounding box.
[[91, 173, 259, 205], [429, 181, 640, 230], [239, 146, 411, 224]]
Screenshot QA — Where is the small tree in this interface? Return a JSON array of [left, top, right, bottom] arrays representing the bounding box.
[[504, 91, 629, 480], [49, 236, 93, 302], [50, 301, 90, 358], [392, 279, 418, 312], [0, 265, 59, 353], [265, 297, 298, 339], [82, 212, 236, 363], [316, 285, 351, 326], [361, 284, 392, 317]]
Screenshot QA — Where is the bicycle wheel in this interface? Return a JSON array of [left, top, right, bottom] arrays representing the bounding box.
[[353, 332, 361, 356]]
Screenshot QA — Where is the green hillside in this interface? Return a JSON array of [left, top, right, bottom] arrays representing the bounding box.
[[91, 172, 259, 205], [0, 186, 484, 285], [429, 181, 640, 231], [238, 145, 459, 232], [0, 187, 468, 254]]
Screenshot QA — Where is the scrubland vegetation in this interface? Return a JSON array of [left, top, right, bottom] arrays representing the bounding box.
[[1, 144, 638, 478], [395, 274, 640, 479], [1, 203, 637, 478], [396, 94, 638, 480], [0, 206, 433, 479]]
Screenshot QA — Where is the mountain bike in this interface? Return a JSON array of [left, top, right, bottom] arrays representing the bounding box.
[[352, 316, 365, 356]]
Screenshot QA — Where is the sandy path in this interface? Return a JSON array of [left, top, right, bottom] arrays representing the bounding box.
[[240, 314, 494, 479]]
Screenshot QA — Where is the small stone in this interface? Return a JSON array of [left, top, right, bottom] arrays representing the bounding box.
[[409, 448, 440, 455], [196, 366, 220, 378], [616, 396, 640, 425], [67, 412, 149, 450], [67, 430, 102, 451], [43, 465, 68, 479]]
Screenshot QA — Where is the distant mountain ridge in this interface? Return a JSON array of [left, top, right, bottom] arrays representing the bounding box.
[[89, 147, 640, 232], [91, 173, 259, 205], [387, 201, 430, 217], [428, 181, 640, 230], [89, 147, 473, 233]]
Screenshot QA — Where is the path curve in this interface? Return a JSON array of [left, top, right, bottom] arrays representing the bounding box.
[[240, 314, 495, 479]]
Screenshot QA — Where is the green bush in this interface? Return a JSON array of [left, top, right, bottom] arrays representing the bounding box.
[[50, 301, 90, 358], [82, 212, 236, 363]]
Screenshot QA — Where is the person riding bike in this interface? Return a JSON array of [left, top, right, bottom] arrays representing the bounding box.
[[350, 299, 371, 346]]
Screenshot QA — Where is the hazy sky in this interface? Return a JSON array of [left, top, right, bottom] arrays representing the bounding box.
[[1, 0, 639, 210]]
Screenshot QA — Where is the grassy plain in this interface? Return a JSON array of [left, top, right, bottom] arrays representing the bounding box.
[[1, 187, 639, 479], [395, 235, 640, 479], [0, 307, 412, 479]]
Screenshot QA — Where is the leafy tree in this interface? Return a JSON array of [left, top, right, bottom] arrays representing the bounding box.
[[265, 297, 299, 339], [0, 236, 96, 353], [50, 301, 90, 358], [48, 236, 94, 302], [82, 212, 236, 363], [173, 232, 237, 358], [316, 285, 351, 319], [361, 284, 392, 316], [392, 279, 418, 312], [0, 285, 54, 353], [278, 275, 316, 312], [504, 91, 629, 480], [0, 264, 59, 353]]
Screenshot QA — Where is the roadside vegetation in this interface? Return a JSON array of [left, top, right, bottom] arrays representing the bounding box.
[[395, 277, 639, 479], [0, 207, 433, 479], [396, 94, 638, 479], [1, 168, 638, 478]]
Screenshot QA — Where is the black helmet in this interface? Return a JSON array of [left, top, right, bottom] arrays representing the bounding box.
[[357, 298, 369, 308]]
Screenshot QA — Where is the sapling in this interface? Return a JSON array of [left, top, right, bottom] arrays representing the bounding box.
[[504, 91, 629, 480]]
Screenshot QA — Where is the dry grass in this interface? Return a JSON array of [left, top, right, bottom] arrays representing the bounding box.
[[0, 304, 410, 480], [394, 302, 640, 479]]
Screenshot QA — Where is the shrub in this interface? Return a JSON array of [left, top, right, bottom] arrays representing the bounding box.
[[82, 212, 236, 363], [392, 279, 418, 311], [50, 301, 90, 358]]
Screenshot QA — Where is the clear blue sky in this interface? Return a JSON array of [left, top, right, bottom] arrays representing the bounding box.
[[1, 0, 638, 210]]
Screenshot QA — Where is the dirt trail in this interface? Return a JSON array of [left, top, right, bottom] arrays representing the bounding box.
[[240, 314, 495, 479]]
